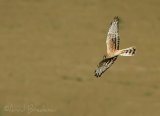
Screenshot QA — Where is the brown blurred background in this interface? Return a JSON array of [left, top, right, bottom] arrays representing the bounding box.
[[0, 0, 160, 116]]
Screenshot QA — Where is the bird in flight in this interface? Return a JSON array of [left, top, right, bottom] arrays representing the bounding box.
[[94, 16, 136, 77]]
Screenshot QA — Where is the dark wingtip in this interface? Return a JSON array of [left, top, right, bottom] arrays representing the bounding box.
[[113, 16, 120, 22], [94, 72, 101, 78], [94, 73, 98, 77]]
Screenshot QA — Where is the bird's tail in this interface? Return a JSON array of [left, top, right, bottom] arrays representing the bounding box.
[[119, 46, 136, 56]]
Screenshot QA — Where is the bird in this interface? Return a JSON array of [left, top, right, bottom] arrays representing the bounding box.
[[94, 16, 136, 77]]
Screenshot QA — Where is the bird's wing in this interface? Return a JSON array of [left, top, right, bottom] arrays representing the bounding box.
[[94, 56, 118, 77], [106, 16, 120, 55]]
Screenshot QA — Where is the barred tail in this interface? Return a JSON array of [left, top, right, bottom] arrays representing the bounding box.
[[120, 47, 136, 56]]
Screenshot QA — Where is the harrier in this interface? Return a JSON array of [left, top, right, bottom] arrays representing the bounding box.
[[94, 16, 136, 77]]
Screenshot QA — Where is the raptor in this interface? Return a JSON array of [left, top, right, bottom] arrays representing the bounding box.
[[94, 16, 136, 77]]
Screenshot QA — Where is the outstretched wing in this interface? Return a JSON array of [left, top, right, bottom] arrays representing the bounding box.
[[94, 56, 118, 77], [106, 16, 120, 55]]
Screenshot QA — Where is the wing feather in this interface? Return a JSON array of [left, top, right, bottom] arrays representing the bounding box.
[[94, 56, 118, 77], [106, 16, 120, 55]]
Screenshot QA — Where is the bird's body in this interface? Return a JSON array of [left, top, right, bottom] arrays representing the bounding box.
[[94, 16, 136, 77]]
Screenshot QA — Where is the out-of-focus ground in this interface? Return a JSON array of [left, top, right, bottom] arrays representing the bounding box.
[[0, 0, 160, 116]]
